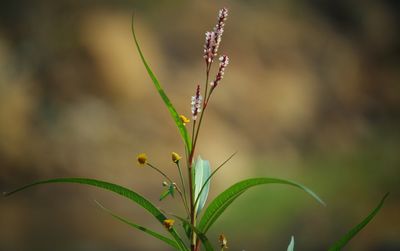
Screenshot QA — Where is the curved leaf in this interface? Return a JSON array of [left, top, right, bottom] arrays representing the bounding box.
[[4, 178, 189, 251], [131, 15, 191, 152], [194, 156, 211, 216], [287, 236, 295, 251], [328, 193, 389, 251], [95, 200, 179, 250], [198, 177, 325, 233], [194, 152, 237, 216]]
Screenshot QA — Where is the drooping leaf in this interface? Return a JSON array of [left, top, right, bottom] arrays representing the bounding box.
[[287, 236, 295, 251], [159, 184, 176, 201], [4, 178, 189, 251], [194, 156, 211, 216], [160, 189, 171, 201], [173, 214, 215, 251], [169, 183, 175, 197], [198, 177, 325, 233], [94, 200, 179, 249], [131, 15, 191, 153], [328, 193, 389, 251]]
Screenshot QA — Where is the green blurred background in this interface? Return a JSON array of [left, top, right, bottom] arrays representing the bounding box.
[[1, 0, 399, 250]]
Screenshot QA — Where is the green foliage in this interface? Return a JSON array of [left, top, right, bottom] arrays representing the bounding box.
[[194, 156, 211, 216], [198, 177, 325, 233], [131, 15, 191, 154], [328, 193, 389, 251], [95, 200, 179, 249], [3, 8, 388, 251], [173, 215, 215, 251], [160, 183, 176, 201], [4, 178, 189, 251]]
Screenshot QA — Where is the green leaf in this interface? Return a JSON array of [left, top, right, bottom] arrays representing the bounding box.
[[94, 200, 179, 250], [131, 15, 191, 153], [328, 193, 389, 251], [193, 152, 237, 218], [4, 178, 189, 251], [183, 220, 192, 241], [173, 215, 215, 251], [160, 189, 171, 201], [198, 177, 325, 233], [159, 184, 176, 201], [287, 236, 295, 251], [194, 156, 211, 216]]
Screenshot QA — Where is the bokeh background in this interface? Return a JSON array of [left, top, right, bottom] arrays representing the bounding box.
[[1, 0, 399, 250]]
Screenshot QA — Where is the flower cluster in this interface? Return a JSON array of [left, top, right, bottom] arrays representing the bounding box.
[[210, 55, 229, 88], [203, 7, 228, 64], [191, 85, 202, 120]]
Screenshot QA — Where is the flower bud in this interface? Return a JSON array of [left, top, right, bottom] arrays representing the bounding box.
[[172, 152, 182, 163], [137, 153, 147, 166]]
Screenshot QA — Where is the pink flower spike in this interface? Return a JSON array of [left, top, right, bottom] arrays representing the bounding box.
[[191, 85, 203, 120], [211, 55, 229, 88], [203, 8, 229, 65]]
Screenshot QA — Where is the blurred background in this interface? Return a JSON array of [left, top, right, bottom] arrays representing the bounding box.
[[1, 0, 399, 250]]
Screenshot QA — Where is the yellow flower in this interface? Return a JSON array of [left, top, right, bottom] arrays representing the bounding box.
[[171, 152, 182, 163], [163, 219, 175, 230], [179, 115, 190, 126], [219, 234, 228, 249], [137, 153, 148, 166]]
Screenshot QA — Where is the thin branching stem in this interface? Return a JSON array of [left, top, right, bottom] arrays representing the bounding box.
[[147, 163, 189, 215], [146, 163, 174, 183], [176, 162, 188, 210], [174, 184, 190, 216]]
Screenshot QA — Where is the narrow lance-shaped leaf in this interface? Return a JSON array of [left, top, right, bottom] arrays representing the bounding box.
[[3, 178, 189, 251], [198, 177, 325, 233], [131, 15, 192, 152], [328, 193, 389, 251], [287, 236, 295, 251], [194, 152, 237, 214], [194, 156, 211, 216], [94, 200, 179, 250]]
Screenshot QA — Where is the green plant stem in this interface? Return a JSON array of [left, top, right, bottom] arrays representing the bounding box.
[[176, 162, 189, 212], [191, 120, 197, 149], [174, 185, 190, 216], [203, 64, 211, 105], [187, 151, 196, 250], [147, 163, 174, 183], [190, 61, 214, 251]]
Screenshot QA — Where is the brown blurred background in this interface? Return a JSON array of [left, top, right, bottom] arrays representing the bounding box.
[[1, 0, 399, 250]]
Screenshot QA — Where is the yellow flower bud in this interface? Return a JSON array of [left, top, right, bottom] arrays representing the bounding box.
[[137, 153, 147, 166], [171, 152, 182, 163], [163, 219, 175, 230], [179, 115, 190, 126], [219, 234, 228, 249]]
